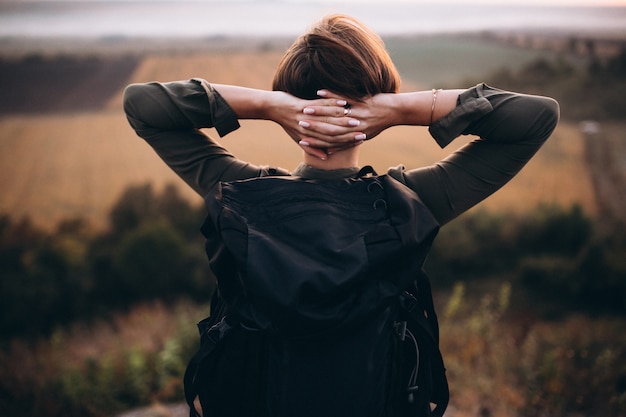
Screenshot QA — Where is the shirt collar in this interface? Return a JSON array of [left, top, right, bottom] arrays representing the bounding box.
[[291, 163, 360, 180]]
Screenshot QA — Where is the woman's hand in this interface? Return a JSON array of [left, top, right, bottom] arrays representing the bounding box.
[[298, 90, 399, 152], [300, 89, 466, 148], [265, 90, 367, 160]]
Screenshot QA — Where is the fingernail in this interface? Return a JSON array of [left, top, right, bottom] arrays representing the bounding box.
[[299, 121, 310, 128], [317, 90, 328, 96], [355, 133, 366, 140], [336, 100, 347, 106], [348, 119, 360, 126], [299, 140, 310, 146], [303, 107, 315, 114]]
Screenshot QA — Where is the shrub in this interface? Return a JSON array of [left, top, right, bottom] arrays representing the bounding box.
[[0, 300, 205, 417], [108, 220, 204, 304], [518, 316, 626, 417], [514, 204, 592, 257], [426, 209, 516, 284]]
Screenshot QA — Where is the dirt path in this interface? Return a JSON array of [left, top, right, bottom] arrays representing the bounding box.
[[582, 121, 626, 231]]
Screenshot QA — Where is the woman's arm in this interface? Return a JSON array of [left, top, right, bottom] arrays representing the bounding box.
[[298, 84, 560, 225], [123, 79, 361, 195], [394, 84, 560, 225], [298, 88, 464, 147], [211, 84, 364, 160], [124, 79, 268, 196]]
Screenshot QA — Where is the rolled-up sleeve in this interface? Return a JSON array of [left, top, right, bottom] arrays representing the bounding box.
[[390, 83, 560, 225], [123, 78, 265, 196]]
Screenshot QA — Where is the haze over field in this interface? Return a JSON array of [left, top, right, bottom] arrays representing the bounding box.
[[1, 0, 626, 39]]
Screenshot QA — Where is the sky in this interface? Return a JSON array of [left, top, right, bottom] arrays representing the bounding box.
[[1, 0, 624, 39], [306, 0, 626, 4], [7, 0, 626, 4]]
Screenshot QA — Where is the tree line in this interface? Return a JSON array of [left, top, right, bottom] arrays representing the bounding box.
[[461, 41, 626, 121], [1, 182, 624, 341]]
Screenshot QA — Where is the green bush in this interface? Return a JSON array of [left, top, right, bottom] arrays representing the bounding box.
[[109, 220, 203, 304], [428, 204, 625, 316], [0, 218, 92, 338], [515, 204, 592, 257], [0, 183, 212, 339], [426, 209, 517, 284]]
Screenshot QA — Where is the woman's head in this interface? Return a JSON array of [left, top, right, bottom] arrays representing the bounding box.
[[272, 14, 400, 101]]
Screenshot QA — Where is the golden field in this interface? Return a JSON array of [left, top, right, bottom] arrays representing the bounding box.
[[0, 47, 599, 231]]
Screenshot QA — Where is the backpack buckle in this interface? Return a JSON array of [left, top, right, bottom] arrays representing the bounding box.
[[394, 320, 408, 341], [401, 291, 419, 313]]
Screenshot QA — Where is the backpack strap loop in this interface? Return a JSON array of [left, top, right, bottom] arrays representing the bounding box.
[[183, 292, 232, 417], [400, 274, 450, 417], [356, 165, 378, 177]]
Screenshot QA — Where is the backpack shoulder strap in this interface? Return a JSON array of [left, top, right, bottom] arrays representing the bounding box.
[[183, 292, 231, 417], [401, 270, 449, 417]]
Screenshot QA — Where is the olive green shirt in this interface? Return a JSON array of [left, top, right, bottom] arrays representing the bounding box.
[[123, 79, 559, 225]]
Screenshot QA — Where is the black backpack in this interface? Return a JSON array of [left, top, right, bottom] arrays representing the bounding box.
[[184, 168, 449, 417]]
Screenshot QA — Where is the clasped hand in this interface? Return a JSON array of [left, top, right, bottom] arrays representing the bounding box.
[[268, 89, 395, 160]]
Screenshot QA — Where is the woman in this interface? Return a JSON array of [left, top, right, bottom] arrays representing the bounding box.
[[124, 14, 559, 417]]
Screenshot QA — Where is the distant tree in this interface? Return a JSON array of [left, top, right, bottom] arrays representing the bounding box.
[[109, 184, 156, 234], [109, 221, 199, 303], [0, 219, 90, 338], [515, 204, 592, 257], [92, 183, 211, 308]]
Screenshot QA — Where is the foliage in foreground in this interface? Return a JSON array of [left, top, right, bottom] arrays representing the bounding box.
[[0, 183, 625, 416], [441, 282, 626, 417], [0, 183, 213, 340], [0, 300, 204, 417], [1, 286, 625, 417]]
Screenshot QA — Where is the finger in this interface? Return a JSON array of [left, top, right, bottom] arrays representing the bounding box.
[[303, 108, 353, 120], [299, 141, 328, 160], [301, 134, 360, 147], [316, 90, 350, 102], [298, 133, 365, 148], [306, 129, 367, 144], [299, 137, 334, 149], [303, 101, 352, 117], [326, 140, 364, 155], [300, 119, 362, 137]]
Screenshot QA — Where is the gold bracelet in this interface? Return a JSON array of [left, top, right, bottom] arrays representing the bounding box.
[[430, 88, 442, 125]]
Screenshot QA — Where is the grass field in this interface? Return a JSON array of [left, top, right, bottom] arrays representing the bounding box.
[[0, 35, 604, 231]]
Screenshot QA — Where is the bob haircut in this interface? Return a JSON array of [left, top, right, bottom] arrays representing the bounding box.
[[272, 14, 401, 101]]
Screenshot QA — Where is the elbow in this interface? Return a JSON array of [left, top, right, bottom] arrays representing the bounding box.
[[518, 95, 560, 146], [122, 83, 144, 122], [123, 82, 160, 133], [530, 95, 560, 143]]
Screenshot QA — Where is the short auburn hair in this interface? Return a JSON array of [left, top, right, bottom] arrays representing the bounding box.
[[272, 14, 400, 101]]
